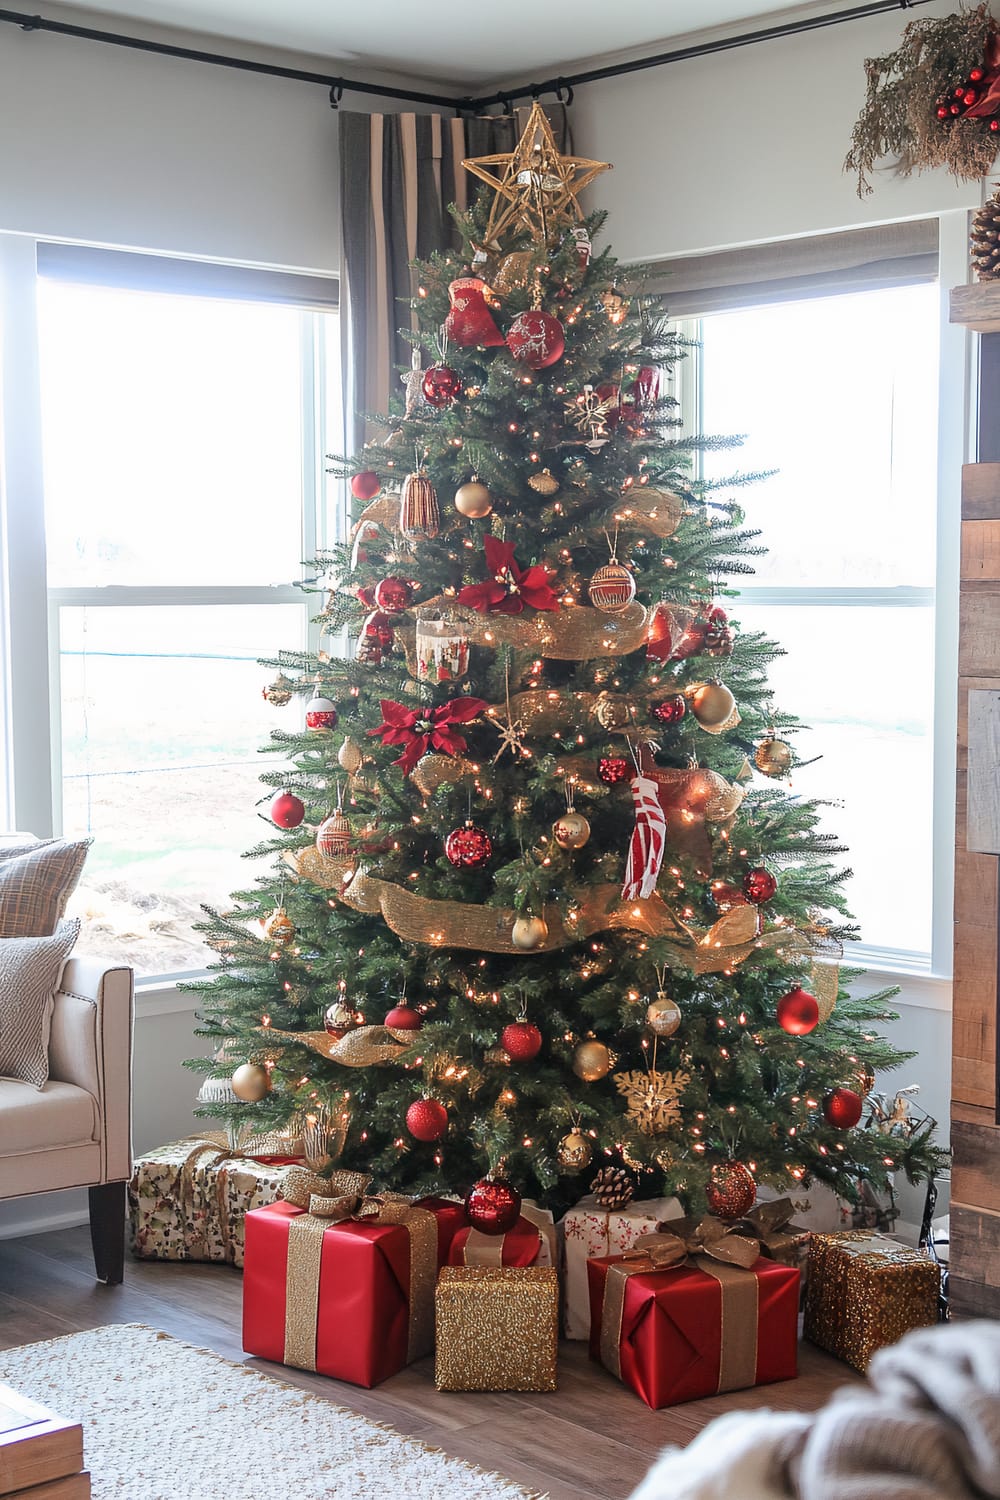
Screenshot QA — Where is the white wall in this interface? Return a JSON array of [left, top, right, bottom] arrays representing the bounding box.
[[567, 0, 980, 261]]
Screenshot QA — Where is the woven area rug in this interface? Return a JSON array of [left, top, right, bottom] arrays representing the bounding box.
[[0, 1324, 540, 1499]]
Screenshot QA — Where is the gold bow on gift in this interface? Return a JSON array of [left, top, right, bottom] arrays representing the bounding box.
[[731, 1197, 810, 1266], [280, 1166, 437, 1372], [601, 1216, 763, 1394]]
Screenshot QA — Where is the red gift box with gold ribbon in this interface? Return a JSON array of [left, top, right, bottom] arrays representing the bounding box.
[[447, 1204, 557, 1268], [587, 1215, 799, 1408], [242, 1168, 461, 1388]]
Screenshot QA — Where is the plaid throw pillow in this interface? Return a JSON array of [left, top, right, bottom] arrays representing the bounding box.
[[0, 839, 91, 938], [0, 920, 80, 1088]]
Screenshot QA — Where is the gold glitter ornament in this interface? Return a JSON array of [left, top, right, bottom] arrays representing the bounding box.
[[230, 1062, 271, 1102], [755, 737, 793, 777], [557, 1126, 593, 1172], [262, 906, 296, 946], [595, 690, 634, 732], [337, 735, 364, 774], [455, 480, 493, 519], [400, 470, 440, 539], [493, 249, 535, 294], [262, 673, 294, 707], [690, 680, 736, 729], [552, 809, 590, 850], [573, 1038, 612, 1082], [614, 1067, 690, 1134], [527, 467, 560, 496], [646, 992, 681, 1037], [511, 914, 548, 950]]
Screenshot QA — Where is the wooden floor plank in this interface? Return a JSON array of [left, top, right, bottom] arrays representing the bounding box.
[[0, 1227, 861, 1500]]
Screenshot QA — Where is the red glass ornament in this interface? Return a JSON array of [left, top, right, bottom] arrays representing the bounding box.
[[743, 867, 777, 904], [373, 576, 413, 614], [705, 1160, 756, 1219], [357, 585, 376, 610], [385, 1004, 422, 1030], [444, 822, 493, 869], [351, 471, 381, 501], [443, 276, 505, 347], [823, 1087, 864, 1130], [506, 310, 565, 369], [501, 1020, 543, 1061], [305, 695, 338, 730], [464, 1176, 522, 1235], [363, 611, 394, 650], [711, 881, 749, 913], [595, 381, 622, 428], [598, 756, 630, 785], [631, 364, 663, 409], [269, 790, 305, 829], [422, 364, 462, 407], [406, 1097, 448, 1142], [776, 986, 820, 1036], [652, 694, 687, 726]]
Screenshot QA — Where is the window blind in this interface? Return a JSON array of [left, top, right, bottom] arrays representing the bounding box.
[[646, 218, 938, 317], [36, 242, 338, 311]]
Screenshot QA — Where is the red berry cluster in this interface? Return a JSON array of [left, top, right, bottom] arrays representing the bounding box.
[[935, 64, 1000, 131]]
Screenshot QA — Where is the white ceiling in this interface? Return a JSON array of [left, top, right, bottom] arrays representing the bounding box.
[[47, 0, 844, 85]]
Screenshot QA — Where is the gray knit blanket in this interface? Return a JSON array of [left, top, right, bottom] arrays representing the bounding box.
[[630, 1322, 1000, 1500]]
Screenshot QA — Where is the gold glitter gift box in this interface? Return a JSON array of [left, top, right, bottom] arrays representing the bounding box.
[[804, 1230, 941, 1373], [434, 1266, 559, 1391]]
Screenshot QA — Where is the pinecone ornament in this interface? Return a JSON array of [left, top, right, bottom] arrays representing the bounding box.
[[972, 186, 1000, 282], [590, 1164, 635, 1210]]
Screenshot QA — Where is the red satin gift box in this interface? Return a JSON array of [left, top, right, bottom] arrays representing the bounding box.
[[447, 1214, 543, 1267], [587, 1252, 799, 1408], [242, 1196, 465, 1388]]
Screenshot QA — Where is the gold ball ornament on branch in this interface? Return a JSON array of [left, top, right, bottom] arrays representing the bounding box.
[[573, 1038, 612, 1082], [454, 479, 493, 519], [754, 737, 793, 777], [646, 991, 682, 1038], [338, 736, 364, 774], [511, 914, 549, 951], [557, 1127, 593, 1172], [231, 1062, 271, 1103], [588, 561, 636, 615], [262, 907, 296, 947], [528, 468, 560, 497], [262, 673, 294, 708], [689, 680, 737, 730], [552, 809, 590, 851]]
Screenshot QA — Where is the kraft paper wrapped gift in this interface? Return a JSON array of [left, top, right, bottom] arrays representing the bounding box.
[[804, 1230, 941, 1373], [587, 1217, 799, 1408], [242, 1168, 457, 1388], [435, 1266, 559, 1392], [129, 1136, 302, 1268], [560, 1193, 684, 1338]]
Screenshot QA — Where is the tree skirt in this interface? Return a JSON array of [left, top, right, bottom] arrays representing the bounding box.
[[0, 1324, 540, 1499]]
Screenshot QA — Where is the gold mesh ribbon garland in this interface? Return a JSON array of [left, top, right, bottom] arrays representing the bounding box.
[[259, 1023, 415, 1067], [398, 600, 696, 669], [281, 1169, 437, 1371], [599, 1217, 761, 1392]]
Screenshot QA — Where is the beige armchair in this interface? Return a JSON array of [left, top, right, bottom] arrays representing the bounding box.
[[0, 957, 134, 1282]]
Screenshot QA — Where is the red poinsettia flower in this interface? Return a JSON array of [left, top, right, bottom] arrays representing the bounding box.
[[457, 536, 559, 616], [368, 696, 488, 775]]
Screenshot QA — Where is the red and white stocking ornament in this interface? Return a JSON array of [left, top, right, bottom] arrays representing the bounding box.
[[622, 772, 667, 901], [443, 276, 505, 347]]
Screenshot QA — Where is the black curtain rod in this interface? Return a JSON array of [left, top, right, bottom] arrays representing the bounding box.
[[0, 1, 934, 112]]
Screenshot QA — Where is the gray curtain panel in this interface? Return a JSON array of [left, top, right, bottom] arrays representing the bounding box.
[[338, 107, 570, 452]]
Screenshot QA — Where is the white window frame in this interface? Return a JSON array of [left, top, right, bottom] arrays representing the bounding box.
[[668, 210, 971, 1004], [0, 233, 342, 1002]]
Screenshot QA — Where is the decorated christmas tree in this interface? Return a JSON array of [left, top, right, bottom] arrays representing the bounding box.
[[187, 106, 940, 1224]]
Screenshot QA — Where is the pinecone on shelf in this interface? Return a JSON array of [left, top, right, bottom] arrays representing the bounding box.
[[591, 1164, 635, 1209], [972, 186, 1000, 281]]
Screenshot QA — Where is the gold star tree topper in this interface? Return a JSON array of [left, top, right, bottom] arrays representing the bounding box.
[[463, 101, 611, 249]]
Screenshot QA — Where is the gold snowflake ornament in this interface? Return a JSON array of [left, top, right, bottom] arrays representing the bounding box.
[[614, 1068, 690, 1136]]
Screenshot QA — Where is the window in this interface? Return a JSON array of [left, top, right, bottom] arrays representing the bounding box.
[[22, 248, 341, 981], [691, 282, 940, 964]]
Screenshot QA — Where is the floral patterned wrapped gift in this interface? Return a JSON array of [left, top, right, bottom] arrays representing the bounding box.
[[128, 1137, 301, 1268], [560, 1193, 684, 1338]]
